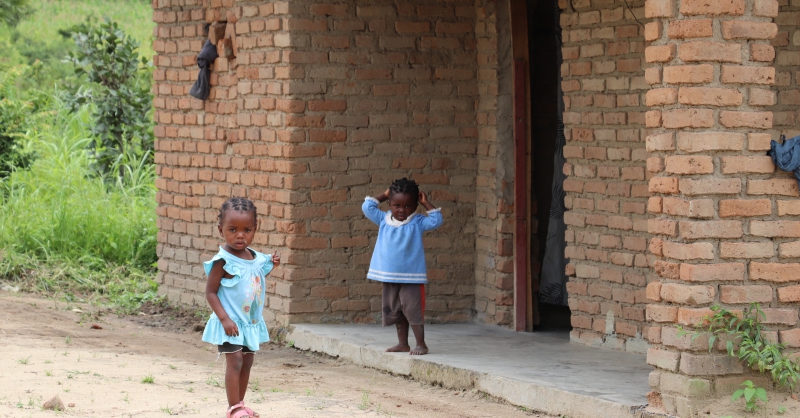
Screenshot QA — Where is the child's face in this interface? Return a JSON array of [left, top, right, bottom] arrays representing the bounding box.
[[218, 210, 258, 253], [389, 192, 418, 222]]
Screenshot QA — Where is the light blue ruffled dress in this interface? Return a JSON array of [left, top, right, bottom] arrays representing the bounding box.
[[201, 247, 272, 351]]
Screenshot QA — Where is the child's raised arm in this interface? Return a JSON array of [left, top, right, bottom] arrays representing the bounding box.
[[205, 260, 239, 337], [418, 191, 443, 231], [362, 189, 390, 225]]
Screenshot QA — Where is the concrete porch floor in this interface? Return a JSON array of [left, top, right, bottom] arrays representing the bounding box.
[[286, 324, 665, 418]]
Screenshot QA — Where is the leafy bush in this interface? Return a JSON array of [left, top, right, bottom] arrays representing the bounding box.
[[65, 18, 153, 176]]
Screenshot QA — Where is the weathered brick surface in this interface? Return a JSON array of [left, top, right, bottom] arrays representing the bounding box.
[[153, 0, 478, 325], [643, 0, 799, 413], [151, 2, 800, 401], [561, 0, 651, 353], [473, 0, 515, 326]]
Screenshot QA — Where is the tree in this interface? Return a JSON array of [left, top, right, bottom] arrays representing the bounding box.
[[65, 19, 153, 176]]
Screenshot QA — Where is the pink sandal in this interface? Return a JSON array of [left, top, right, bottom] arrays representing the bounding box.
[[226, 402, 251, 418], [242, 402, 259, 418]]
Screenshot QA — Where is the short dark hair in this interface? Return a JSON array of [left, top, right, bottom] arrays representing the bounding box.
[[389, 178, 419, 203], [218, 197, 257, 224]]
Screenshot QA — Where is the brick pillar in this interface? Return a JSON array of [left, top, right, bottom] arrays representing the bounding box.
[[643, 0, 782, 415], [474, 0, 516, 327]]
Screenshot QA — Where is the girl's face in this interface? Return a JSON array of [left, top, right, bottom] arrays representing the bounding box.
[[389, 192, 418, 222], [218, 210, 258, 255]]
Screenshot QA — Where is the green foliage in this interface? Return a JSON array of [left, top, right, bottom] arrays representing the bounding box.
[[16, 1, 155, 60], [0, 0, 33, 28], [65, 18, 153, 176], [0, 97, 158, 313], [0, 2, 157, 314], [679, 304, 800, 394], [0, 99, 156, 267], [731, 380, 768, 412], [0, 0, 155, 89], [0, 66, 43, 177]]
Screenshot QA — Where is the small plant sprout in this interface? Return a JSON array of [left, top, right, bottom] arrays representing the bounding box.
[[679, 303, 800, 396], [731, 380, 767, 413], [17, 356, 31, 365], [358, 390, 371, 410], [205, 375, 220, 387], [141, 374, 155, 384]]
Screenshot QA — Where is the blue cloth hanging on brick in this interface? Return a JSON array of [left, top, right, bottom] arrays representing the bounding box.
[[767, 135, 800, 189], [189, 40, 218, 101]]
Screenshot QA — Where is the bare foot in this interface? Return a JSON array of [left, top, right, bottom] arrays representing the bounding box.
[[409, 345, 428, 355], [386, 344, 411, 352]]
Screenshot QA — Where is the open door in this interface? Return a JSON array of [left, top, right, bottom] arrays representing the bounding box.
[[527, 0, 571, 332]]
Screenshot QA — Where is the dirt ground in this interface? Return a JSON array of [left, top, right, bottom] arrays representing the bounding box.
[[0, 291, 551, 418]]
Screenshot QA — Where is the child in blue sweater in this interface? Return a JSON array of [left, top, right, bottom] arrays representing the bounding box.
[[362, 178, 444, 355]]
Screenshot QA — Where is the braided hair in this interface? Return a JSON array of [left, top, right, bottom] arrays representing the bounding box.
[[218, 197, 258, 224], [389, 178, 419, 203]]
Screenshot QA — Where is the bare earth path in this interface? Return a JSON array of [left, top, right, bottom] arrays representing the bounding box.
[[0, 292, 550, 417]]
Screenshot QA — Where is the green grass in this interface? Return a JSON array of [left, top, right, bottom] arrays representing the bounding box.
[[0, 105, 157, 266], [17, 0, 154, 60], [0, 0, 154, 90], [0, 1, 159, 313], [0, 78, 158, 312]]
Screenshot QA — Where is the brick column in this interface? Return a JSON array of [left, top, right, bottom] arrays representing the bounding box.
[[473, 0, 516, 327], [643, 0, 783, 415]]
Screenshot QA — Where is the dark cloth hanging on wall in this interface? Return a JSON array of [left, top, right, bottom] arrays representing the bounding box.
[[189, 40, 219, 101], [767, 135, 800, 189], [538, 6, 568, 307]]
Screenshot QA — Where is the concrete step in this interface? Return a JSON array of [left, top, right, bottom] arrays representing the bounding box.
[[286, 324, 674, 418]]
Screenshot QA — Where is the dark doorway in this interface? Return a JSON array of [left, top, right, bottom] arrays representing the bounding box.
[[527, 0, 571, 332]]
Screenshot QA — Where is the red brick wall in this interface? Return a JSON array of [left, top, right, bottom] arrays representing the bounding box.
[[152, 0, 215, 306], [773, 0, 800, 138], [153, 0, 479, 326], [643, 0, 800, 414], [559, 0, 652, 353], [472, 0, 516, 326]]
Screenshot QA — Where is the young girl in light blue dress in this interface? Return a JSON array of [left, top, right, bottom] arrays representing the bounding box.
[[201, 197, 280, 418]]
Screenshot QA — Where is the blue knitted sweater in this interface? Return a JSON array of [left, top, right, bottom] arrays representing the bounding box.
[[362, 197, 444, 284]]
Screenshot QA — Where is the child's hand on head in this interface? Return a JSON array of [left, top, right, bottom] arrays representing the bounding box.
[[271, 253, 280, 267]]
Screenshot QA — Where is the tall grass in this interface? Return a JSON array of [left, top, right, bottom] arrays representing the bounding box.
[[0, 94, 158, 311], [0, 1, 159, 311]]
